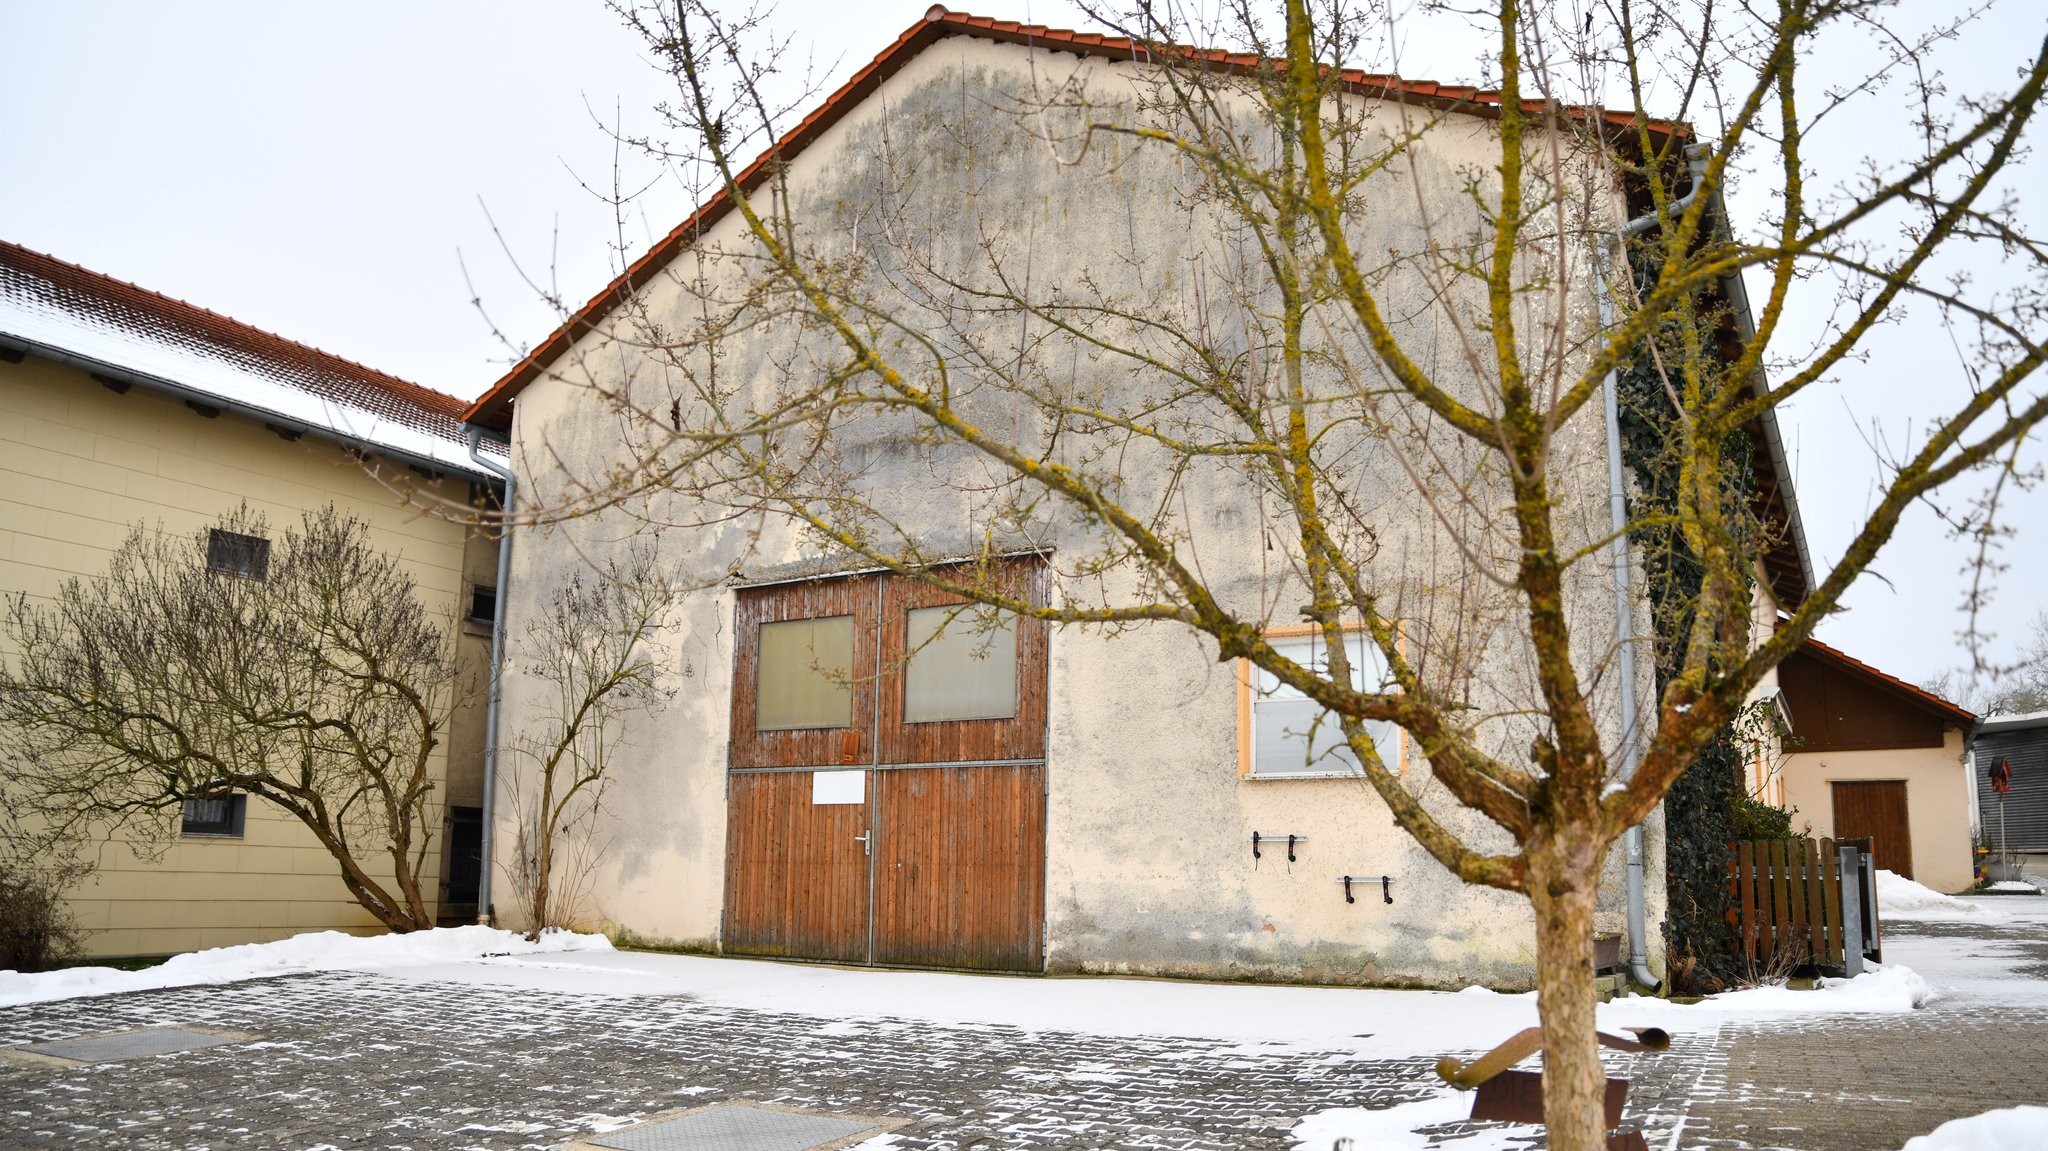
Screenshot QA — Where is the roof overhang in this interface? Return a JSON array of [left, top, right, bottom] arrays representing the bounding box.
[[4, 332, 504, 485], [1795, 636, 1977, 729], [1976, 709, 2048, 735]]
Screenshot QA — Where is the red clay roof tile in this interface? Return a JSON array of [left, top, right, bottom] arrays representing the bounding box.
[[1, 239, 479, 457]]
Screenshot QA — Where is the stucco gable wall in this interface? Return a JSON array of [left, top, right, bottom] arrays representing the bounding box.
[[498, 36, 1656, 984]]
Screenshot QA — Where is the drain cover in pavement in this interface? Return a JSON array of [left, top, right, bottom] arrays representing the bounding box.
[[587, 1103, 879, 1151], [19, 1027, 241, 1063]]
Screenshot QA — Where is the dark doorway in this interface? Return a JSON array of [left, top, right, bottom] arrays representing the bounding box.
[[441, 805, 483, 925]]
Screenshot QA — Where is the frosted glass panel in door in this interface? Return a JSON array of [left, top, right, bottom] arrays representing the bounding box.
[[904, 604, 1018, 722], [757, 615, 856, 729]]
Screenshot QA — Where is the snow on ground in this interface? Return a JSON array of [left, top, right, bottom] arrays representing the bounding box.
[[1883, 888, 2048, 1008], [1614, 962, 1932, 1012], [1875, 869, 2009, 920], [5, 924, 1937, 1063], [0, 926, 610, 1007], [1291, 1087, 1540, 1150], [1987, 880, 2041, 893], [1898, 1106, 2048, 1150], [6, 922, 1995, 1151]]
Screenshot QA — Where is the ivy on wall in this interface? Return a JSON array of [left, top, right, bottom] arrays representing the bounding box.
[[1613, 243, 1759, 995]]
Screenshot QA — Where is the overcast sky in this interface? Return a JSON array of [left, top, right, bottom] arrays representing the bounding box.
[[5, 0, 2042, 695]]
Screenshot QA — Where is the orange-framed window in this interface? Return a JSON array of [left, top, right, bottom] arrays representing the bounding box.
[[1235, 623, 1407, 779]]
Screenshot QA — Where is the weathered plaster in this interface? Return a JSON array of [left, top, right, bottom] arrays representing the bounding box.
[[492, 35, 1663, 987]]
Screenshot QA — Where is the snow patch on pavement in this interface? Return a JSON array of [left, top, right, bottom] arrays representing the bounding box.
[[1609, 961, 1931, 1014], [0, 922, 1936, 1060], [1876, 869, 2008, 920], [0, 925, 611, 1007], [1898, 1106, 2048, 1150]]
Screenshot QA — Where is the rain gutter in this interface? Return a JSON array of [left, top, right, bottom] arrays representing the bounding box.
[[1598, 143, 1710, 994]]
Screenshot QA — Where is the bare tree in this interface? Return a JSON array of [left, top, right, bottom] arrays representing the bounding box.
[[1929, 609, 2048, 716], [0, 505, 455, 932], [482, 1, 2048, 1143], [502, 549, 671, 937]]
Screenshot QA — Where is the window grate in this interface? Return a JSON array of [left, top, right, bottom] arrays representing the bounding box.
[[206, 529, 270, 580]]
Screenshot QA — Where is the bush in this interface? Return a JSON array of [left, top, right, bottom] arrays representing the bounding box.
[[1732, 795, 1799, 841], [0, 861, 88, 972]]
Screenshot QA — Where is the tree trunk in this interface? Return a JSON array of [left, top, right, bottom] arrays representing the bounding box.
[[1529, 844, 1609, 1151], [531, 816, 554, 939]]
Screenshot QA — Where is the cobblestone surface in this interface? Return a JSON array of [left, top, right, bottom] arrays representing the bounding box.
[[0, 969, 1693, 1151], [1675, 1005, 2048, 1151], [1677, 912, 2048, 1151], [2, 911, 2043, 1150], [0, 971, 1389, 1150]]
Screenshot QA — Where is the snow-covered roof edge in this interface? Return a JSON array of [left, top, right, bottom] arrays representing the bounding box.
[[0, 240, 505, 483]]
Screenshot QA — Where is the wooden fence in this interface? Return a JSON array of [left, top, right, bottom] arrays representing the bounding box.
[[1727, 836, 1880, 972]]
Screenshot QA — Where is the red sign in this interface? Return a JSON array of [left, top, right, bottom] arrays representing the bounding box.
[[1990, 757, 2012, 795]]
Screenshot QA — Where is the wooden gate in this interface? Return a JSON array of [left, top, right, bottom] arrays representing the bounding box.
[[1832, 780, 1914, 880], [1728, 836, 1881, 971]]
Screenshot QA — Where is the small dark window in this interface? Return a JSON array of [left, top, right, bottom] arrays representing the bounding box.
[[180, 794, 246, 838], [207, 529, 270, 580], [468, 585, 499, 625]]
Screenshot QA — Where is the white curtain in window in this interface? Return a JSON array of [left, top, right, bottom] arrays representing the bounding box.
[[1251, 633, 1401, 775]]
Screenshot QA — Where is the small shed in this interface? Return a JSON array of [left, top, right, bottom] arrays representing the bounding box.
[[1776, 640, 1977, 893]]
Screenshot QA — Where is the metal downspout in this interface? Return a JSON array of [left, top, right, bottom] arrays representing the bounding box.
[[465, 426, 517, 927], [1600, 144, 1710, 993]]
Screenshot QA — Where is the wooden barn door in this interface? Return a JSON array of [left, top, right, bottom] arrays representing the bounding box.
[[724, 561, 1049, 971], [1833, 780, 1915, 880], [873, 765, 1045, 971], [723, 577, 877, 962], [724, 770, 871, 963]]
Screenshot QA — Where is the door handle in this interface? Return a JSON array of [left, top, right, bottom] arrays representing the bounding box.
[[854, 831, 871, 856]]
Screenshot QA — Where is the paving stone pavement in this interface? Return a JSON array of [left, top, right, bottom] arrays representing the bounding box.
[[1675, 912, 2048, 1151], [3, 912, 2044, 1151], [0, 968, 1690, 1151]]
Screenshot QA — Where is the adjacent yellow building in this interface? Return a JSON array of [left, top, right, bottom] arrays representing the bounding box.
[[0, 240, 503, 957]]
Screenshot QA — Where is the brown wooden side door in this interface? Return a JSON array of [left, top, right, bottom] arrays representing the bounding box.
[[1833, 780, 1914, 880], [724, 577, 877, 962], [872, 764, 1046, 971]]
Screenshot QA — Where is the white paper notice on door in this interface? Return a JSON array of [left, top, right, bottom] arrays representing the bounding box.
[[812, 769, 865, 805]]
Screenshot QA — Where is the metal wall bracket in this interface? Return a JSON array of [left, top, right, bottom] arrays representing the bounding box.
[[1338, 874, 1394, 904], [1251, 832, 1307, 862]]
